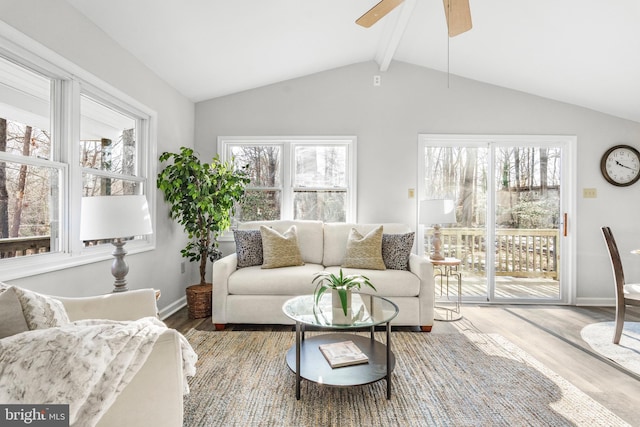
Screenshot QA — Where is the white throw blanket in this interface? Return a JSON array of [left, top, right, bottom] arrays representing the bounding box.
[[0, 317, 197, 427]]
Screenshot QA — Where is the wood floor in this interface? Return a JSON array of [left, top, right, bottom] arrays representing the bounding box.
[[166, 304, 640, 425]]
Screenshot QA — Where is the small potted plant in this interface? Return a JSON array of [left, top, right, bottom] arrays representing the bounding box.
[[312, 269, 377, 316]]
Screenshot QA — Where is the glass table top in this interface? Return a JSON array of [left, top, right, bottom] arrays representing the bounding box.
[[282, 293, 398, 329]]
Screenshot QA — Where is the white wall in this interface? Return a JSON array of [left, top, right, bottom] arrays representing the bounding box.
[[195, 60, 640, 304], [1, 0, 195, 315]]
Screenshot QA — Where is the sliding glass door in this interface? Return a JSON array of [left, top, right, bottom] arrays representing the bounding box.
[[418, 135, 576, 303]]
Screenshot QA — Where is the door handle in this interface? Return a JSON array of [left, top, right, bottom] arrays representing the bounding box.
[[563, 213, 568, 237]]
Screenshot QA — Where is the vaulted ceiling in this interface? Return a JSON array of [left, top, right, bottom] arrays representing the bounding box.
[[65, 0, 640, 122]]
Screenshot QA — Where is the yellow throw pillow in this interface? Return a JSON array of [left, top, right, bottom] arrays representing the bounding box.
[[260, 225, 305, 269], [342, 226, 386, 270]]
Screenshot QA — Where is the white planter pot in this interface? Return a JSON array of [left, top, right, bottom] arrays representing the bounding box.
[[331, 288, 352, 323]]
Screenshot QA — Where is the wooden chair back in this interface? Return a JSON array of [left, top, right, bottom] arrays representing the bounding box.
[[601, 226, 626, 306]]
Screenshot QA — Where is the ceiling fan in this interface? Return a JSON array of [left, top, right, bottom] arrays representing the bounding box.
[[356, 0, 472, 37]]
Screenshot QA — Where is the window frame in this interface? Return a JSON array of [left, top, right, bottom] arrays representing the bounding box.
[[218, 136, 357, 223], [0, 22, 157, 281], [78, 87, 149, 199]]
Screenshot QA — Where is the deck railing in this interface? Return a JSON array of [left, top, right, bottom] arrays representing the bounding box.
[[3, 229, 560, 280], [431, 228, 559, 280], [0, 236, 51, 259]]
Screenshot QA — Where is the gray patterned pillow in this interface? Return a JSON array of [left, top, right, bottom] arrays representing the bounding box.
[[382, 232, 415, 270], [0, 286, 29, 338], [260, 225, 304, 269], [342, 226, 386, 270], [0, 283, 69, 330], [234, 229, 263, 268]]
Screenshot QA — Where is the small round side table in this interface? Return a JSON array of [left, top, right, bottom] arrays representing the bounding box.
[[429, 257, 462, 321]]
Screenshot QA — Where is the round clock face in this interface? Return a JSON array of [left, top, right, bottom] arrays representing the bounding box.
[[601, 145, 640, 187]]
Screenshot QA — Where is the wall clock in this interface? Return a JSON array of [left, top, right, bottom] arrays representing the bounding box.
[[600, 144, 640, 187]]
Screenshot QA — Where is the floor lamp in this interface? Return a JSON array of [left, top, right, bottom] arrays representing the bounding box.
[[80, 195, 153, 292], [420, 199, 456, 261]]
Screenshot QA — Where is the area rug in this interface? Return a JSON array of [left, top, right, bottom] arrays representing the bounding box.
[[581, 321, 640, 376], [183, 330, 629, 426]]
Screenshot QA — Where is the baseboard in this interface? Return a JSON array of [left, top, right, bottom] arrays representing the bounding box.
[[159, 296, 187, 320], [575, 297, 615, 306]]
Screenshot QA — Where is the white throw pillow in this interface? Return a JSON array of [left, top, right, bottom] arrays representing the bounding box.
[[0, 282, 70, 330]]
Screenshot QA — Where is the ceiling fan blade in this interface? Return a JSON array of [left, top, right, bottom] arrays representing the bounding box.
[[443, 0, 472, 37], [356, 0, 405, 28]]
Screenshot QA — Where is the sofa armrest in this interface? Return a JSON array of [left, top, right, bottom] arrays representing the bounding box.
[[211, 253, 238, 324], [57, 288, 158, 322], [408, 254, 435, 328], [97, 329, 184, 427], [409, 253, 434, 280]]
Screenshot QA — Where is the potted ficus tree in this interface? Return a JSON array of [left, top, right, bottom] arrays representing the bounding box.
[[158, 147, 249, 305]]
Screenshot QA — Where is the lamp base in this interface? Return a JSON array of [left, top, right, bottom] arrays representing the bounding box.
[[111, 238, 129, 292], [430, 224, 445, 260]]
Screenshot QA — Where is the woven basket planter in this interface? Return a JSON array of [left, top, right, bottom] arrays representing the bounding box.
[[186, 283, 212, 319]]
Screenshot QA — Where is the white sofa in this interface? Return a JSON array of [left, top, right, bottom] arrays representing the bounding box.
[[56, 289, 186, 427], [212, 220, 435, 331]]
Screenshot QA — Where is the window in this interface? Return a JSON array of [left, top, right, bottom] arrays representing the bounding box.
[[80, 94, 140, 197], [0, 32, 156, 280], [219, 137, 356, 223], [79, 93, 150, 248], [0, 55, 61, 258]]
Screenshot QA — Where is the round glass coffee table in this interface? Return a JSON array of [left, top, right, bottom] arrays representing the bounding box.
[[282, 293, 399, 400]]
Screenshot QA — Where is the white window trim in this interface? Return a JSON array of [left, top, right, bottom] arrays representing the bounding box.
[[0, 21, 157, 282], [218, 136, 357, 223]]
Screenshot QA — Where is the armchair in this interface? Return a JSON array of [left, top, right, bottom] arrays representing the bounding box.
[[58, 289, 187, 427], [1, 287, 191, 427]]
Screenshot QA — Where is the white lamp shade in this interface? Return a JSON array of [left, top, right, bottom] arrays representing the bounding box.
[[420, 199, 456, 225], [80, 195, 153, 240]]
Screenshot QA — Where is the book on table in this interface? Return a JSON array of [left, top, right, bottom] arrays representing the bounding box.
[[319, 340, 369, 368]]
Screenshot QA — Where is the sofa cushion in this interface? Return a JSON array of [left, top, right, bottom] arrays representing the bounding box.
[[324, 266, 421, 297], [342, 226, 386, 270], [0, 286, 29, 338], [382, 232, 415, 270], [234, 229, 263, 268], [323, 223, 412, 267], [228, 264, 323, 295], [239, 220, 324, 264], [260, 225, 305, 269]]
